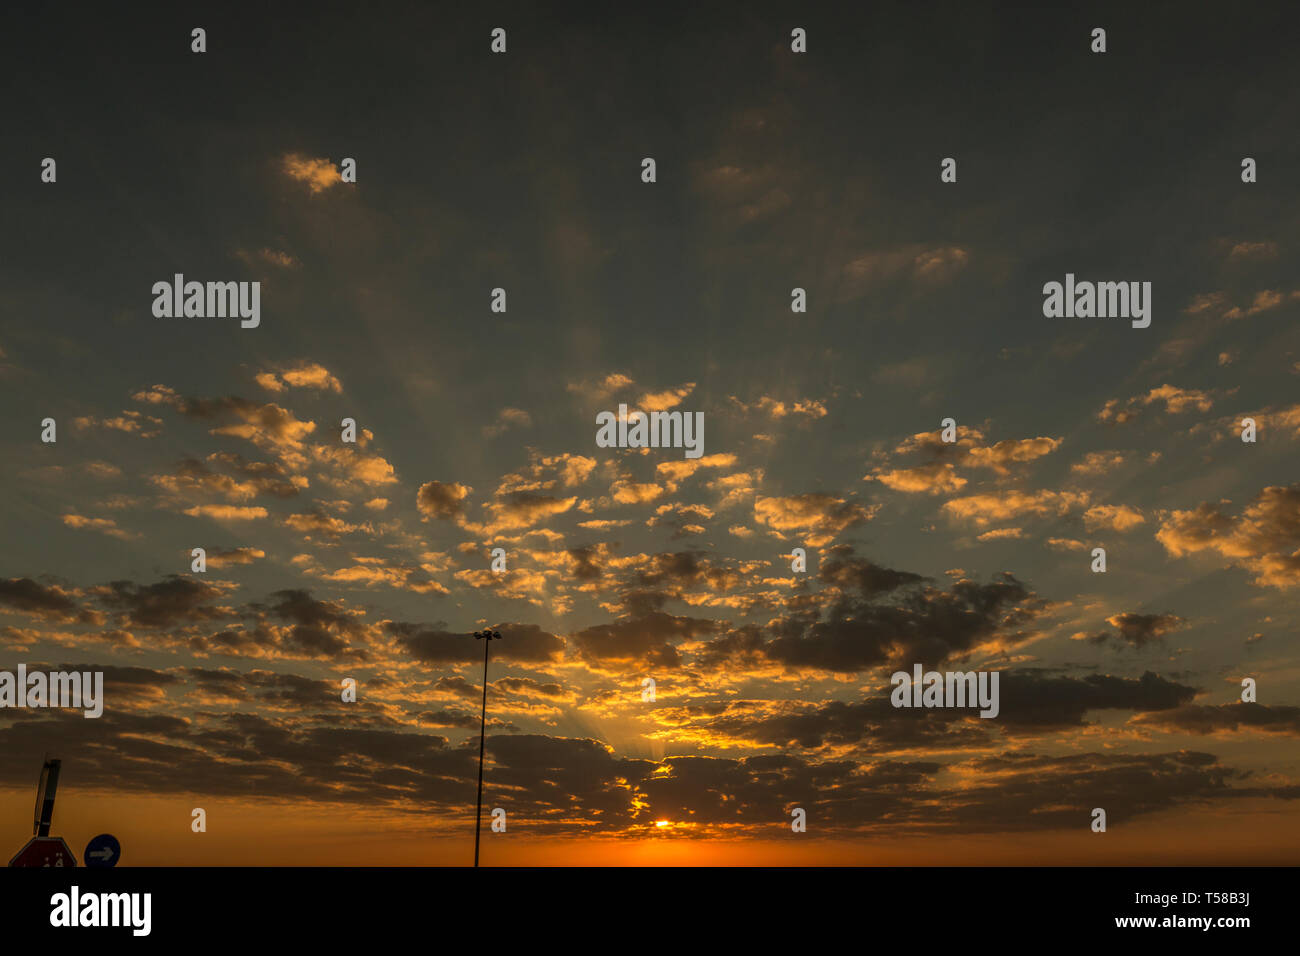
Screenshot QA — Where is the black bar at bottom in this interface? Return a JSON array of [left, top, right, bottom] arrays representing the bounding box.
[[0, 866, 1280, 942]]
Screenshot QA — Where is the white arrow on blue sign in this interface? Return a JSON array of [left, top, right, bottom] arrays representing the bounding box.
[[83, 834, 120, 869]]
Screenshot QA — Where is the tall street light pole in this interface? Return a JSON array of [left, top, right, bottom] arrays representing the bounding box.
[[473, 628, 501, 867]]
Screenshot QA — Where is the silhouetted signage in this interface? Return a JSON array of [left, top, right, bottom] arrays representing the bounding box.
[[84, 833, 120, 868], [9, 836, 76, 868]]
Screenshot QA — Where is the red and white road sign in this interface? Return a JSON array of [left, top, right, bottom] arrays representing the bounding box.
[[8, 836, 77, 868]]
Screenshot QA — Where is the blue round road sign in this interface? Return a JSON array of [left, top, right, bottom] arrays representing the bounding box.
[[83, 834, 120, 868]]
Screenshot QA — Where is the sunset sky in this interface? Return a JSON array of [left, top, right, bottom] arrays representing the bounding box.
[[2, 3, 1298, 865]]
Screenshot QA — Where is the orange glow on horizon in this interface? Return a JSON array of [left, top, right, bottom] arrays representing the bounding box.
[[5, 787, 1296, 866]]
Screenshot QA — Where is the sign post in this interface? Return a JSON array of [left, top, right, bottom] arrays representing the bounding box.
[[9, 758, 78, 867], [34, 758, 60, 836]]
